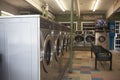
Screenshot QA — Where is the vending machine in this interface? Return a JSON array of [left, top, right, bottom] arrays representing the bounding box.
[[109, 21, 115, 50]]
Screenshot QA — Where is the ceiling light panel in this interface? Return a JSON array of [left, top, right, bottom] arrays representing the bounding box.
[[93, 0, 99, 12], [55, 0, 65, 12]]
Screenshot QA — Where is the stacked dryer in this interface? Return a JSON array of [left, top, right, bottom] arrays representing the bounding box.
[[84, 30, 95, 47], [74, 31, 84, 46], [95, 32, 109, 49]]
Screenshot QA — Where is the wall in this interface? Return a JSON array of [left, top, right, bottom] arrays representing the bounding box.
[[55, 13, 105, 30], [108, 12, 120, 21], [55, 14, 80, 30]]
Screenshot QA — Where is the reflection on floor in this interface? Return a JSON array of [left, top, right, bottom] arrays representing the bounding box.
[[62, 51, 120, 80]]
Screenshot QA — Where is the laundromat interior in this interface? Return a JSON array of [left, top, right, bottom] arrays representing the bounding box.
[[0, 0, 120, 80]]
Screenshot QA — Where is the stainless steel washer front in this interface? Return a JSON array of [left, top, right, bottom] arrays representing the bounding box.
[[40, 17, 55, 80], [95, 32, 109, 49]]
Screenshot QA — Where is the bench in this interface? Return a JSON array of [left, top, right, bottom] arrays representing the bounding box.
[[91, 44, 112, 70]]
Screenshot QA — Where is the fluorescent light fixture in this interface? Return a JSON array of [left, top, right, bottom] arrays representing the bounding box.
[[1, 10, 14, 16], [55, 0, 65, 12], [93, 0, 99, 12]]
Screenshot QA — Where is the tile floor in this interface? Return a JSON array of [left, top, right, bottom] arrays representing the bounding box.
[[62, 51, 120, 80]]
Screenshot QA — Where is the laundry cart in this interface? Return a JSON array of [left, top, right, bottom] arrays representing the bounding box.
[[0, 15, 53, 80]]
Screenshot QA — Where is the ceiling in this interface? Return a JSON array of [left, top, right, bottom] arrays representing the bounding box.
[[41, 0, 115, 14], [3, 0, 40, 13], [3, 0, 115, 15], [79, 0, 114, 13]]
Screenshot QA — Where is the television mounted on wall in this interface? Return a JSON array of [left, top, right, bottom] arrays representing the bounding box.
[[96, 19, 108, 28]]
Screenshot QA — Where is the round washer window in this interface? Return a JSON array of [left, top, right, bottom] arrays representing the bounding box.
[[44, 40, 51, 65], [98, 36, 105, 43], [75, 35, 84, 42], [63, 38, 65, 50], [86, 35, 92, 42], [56, 39, 60, 56]]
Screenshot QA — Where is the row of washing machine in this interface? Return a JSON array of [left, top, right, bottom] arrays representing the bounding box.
[[74, 30, 109, 49], [74, 31, 95, 47], [40, 17, 71, 80], [0, 15, 70, 80]]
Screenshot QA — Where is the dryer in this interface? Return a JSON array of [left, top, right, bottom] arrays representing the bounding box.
[[74, 31, 84, 46], [60, 26, 70, 76], [84, 31, 95, 47], [95, 32, 109, 49]]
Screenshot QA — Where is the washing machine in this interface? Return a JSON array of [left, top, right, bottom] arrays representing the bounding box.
[[84, 31, 95, 47], [40, 17, 55, 80], [49, 22, 62, 79], [59, 25, 70, 77], [95, 32, 109, 49], [51, 23, 70, 79], [63, 27, 71, 52], [74, 31, 84, 46]]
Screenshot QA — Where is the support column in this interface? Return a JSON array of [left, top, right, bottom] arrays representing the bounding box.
[[69, 0, 74, 73]]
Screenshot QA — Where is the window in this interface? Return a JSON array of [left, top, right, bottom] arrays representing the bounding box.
[[114, 21, 120, 50]]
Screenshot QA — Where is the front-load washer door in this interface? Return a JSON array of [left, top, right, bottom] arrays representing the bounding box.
[[42, 34, 52, 73], [85, 35, 93, 43], [95, 33, 109, 49], [55, 38, 60, 62], [62, 37, 66, 52], [98, 36, 106, 43], [60, 35, 66, 56], [54, 36, 63, 62], [75, 35, 84, 42]]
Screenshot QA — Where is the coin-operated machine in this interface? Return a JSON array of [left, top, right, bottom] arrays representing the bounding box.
[[74, 31, 84, 46], [109, 22, 115, 50], [95, 19, 109, 49]]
